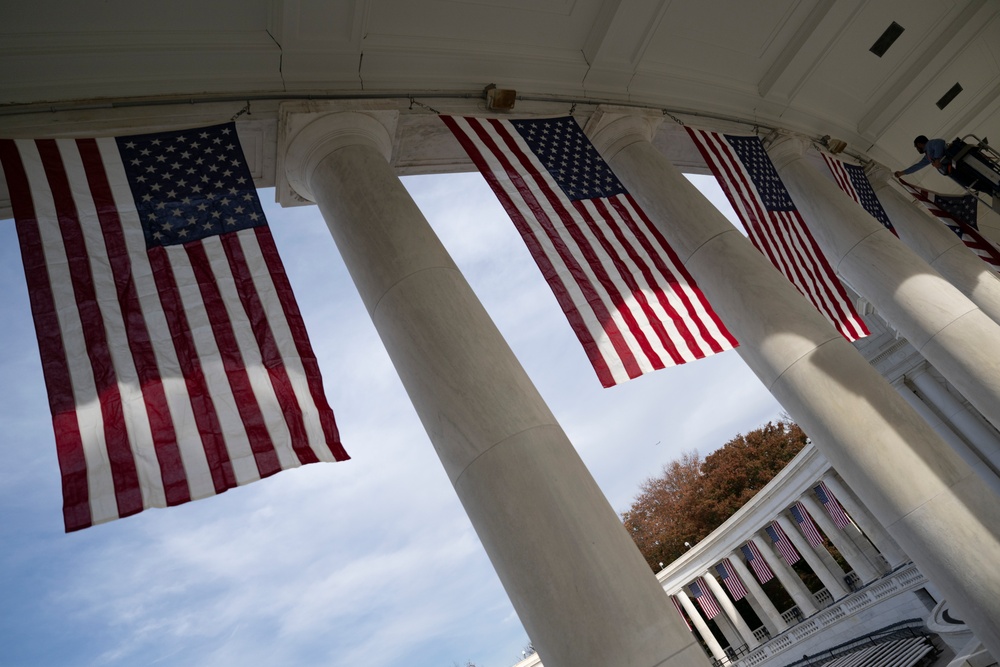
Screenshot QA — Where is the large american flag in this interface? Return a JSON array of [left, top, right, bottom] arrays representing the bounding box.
[[899, 179, 1000, 271], [687, 128, 869, 342], [815, 481, 851, 529], [766, 521, 801, 565], [444, 116, 738, 387], [716, 558, 748, 601], [690, 578, 723, 619], [741, 540, 775, 583], [0, 123, 348, 532], [790, 502, 824, 548], [821, 153, 897, 235]]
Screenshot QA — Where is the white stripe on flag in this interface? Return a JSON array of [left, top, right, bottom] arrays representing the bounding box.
[[1, 125, 348, 531], [688, 128, 869, 342], [445, 115, 736, 387]]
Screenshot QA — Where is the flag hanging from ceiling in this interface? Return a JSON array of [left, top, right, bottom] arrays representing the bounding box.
[[820, 153, 897, 235], [790, 501, 824, 548], [687, 128, 869, 342], [716, 558, 748, 601], [766, 521, 801, 565], [741, 540, 774, 583], [0, 122, 349, 532], [689, 578, 722, 619], [443, 115, 738, 387], [899, 179, 1000, 272], [815, 481, 851, 529]]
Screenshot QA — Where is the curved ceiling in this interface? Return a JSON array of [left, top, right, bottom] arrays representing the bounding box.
[[1, 0, 998, 206]]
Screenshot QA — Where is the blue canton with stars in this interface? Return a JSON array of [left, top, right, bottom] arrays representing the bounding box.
[[510, 117, 627, 201], [117, 122, 266, 250], [935, 193, 979, 232], [844, 162, 894, 231], [724, 134, 796, 212]]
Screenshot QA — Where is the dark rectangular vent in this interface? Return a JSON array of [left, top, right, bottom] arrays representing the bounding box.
[[870, 22, 904, 57], [937, 83, 963, 109]]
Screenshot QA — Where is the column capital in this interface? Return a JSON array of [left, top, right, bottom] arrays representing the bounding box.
[[585, 105, 663, 161], [764, 132, 808, 169], [865, 162, 894, 190], [277, 102, 399, 204]]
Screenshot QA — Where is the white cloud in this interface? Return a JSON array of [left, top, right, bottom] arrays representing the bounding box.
[[0, 172, 782, 667]]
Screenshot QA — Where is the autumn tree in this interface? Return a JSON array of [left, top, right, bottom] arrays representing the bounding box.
[[622, 420, 807, 571]]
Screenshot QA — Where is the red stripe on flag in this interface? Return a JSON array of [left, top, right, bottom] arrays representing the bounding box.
[[693, 132, 840, 327], [76, 138, 192, 507], [619, 195, 738, 352], [442, 115, 621, 386], [146, 247, 238, 494], [220, 232, 317, 465], [689, 128, 868, 341], [487, 118, 662, 375], [575, 198, 684, 365], [0, 140, 93, 531], [184, 241, 282, 479], [36, 139, 144, 520], [594, 196, 705, 360], [254, 227, 347, 460], [823, 154, 858, 203]]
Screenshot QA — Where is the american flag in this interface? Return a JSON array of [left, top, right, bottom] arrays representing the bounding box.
[[766, 521, 801, 565], [821, 153, 897, 235], [687, 128, 869, 342], [444, 116, 738, 388], [671, 596, 692, 630], [690, 578, 722, 619], [790, 502, 824, 548], [716, 558, 748, 601], [741, 541, 774, 583], [0, 123, 348, 532], [815, 481, 851, 529], [899, 179, 1000, 271]]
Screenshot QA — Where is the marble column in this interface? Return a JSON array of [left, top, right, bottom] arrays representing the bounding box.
[[587, 108, 1000, 655], [821, 474, 907, 568], [895, 377, 1000, 494], [799, 493, 880, 584], [676, 591, 727, 661], [909, 366, 1000, 472], [702, 571, 759, 648], [767, 134, 1000, 432], [867, 164, 1000, 327], [775, 514, 849, 601], [751, 535, 818, 618], [280, 108, 707, 667], [727, 552, 789, 635]]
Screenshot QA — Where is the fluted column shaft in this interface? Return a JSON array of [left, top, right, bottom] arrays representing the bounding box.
[[702, 571, 759, 648], [775, 514, 849, 601], [895, 378, 1000, 494], [820, 474, 907, 568], [768, 135, 1000, 432], [798, 493, 879, 584], [588, 110, 1000, 655], [868, 165, 1000, 327], [676, 591, 726, 661], [282, 109, 706, 667], [751, 535, 818, 617], [727, 553, 789, 634], [909, 366, 1000, 472]]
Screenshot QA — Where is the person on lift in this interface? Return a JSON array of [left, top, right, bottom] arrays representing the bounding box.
[[894, 135, 947, 178]]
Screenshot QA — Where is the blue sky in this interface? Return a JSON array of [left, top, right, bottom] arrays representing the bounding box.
[[0, 172, 782, 667]]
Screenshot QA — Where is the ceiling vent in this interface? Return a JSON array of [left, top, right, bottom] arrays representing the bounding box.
[[936, 83, 963, 110], [870, 22, 904, 57]]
